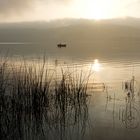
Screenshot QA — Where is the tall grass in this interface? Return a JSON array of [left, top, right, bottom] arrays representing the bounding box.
[[0, 57, 92, 140]]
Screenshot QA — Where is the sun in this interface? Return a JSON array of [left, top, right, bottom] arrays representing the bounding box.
[[84, 0, 115, 20]]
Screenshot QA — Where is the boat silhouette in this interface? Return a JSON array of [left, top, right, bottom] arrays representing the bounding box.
[[57, 43, 67, 48]]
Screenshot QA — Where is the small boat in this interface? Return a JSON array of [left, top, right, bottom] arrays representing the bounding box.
[[57, 43, 67, 48]]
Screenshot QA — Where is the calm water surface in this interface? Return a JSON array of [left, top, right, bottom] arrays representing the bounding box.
[[1, 44, 140, 140]]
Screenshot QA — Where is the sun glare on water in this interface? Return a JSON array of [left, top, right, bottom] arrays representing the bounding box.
[[92, 59, 101, 72]]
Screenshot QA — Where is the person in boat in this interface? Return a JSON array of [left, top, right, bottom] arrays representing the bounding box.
[[57, 43, 67, 48]]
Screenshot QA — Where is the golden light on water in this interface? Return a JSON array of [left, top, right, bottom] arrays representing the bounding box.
[[92, 59, 101, 72]]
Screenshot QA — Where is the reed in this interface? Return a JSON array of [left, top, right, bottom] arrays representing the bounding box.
[[0, 57, 91, 140]]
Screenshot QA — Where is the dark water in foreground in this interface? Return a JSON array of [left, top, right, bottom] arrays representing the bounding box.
[[1, 44, 140, 140]]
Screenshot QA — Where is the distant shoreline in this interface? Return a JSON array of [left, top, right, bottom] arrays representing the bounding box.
[[0, 42, 32, 45]]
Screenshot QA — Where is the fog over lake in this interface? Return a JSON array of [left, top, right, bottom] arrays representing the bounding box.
[[0, 18, 140, 60]]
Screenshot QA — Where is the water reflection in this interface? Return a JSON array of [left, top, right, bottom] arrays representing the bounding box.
[[105, 75, 140, 130], [119, 76, 140, 129], [119, 96, 139, 129], [92, 59, 101, 72], [1, 56, 140, 140]]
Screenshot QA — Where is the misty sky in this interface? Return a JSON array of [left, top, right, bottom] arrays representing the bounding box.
[[0, 0, 140, 22]]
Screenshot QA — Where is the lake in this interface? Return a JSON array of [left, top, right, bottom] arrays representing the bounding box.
[[1, 43, 140, 140]]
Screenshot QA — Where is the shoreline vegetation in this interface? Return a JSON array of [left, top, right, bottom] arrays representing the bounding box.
[[0, 56, 93, 140]]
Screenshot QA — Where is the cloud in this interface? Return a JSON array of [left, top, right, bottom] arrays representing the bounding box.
[[0, 0, 72, 18], [124, 0, 140, 8], [0, 0, 37, 16], [48, 0, 71, 3], [3, 0, 140, 22]]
